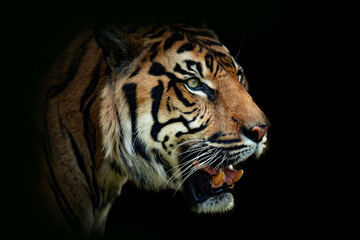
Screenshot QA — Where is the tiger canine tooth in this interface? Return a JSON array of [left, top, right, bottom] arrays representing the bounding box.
[[233, 169, 244, 183], [212, 171, 225, 186]]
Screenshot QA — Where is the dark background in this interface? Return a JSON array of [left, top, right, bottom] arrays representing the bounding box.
[[5, 0, 349, 239]]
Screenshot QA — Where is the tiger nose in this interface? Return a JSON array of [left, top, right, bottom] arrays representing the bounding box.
[[241, 124, 269, 143]]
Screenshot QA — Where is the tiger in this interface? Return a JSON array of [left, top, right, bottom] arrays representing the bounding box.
[[32, 23, 269, 237]]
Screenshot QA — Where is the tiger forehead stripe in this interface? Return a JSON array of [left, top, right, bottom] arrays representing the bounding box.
[[177, 43, 236, 76], [177, 42, 195, 53], [143, 25, 238, 77], [163, 32, 184, 50], [184, 60, 204, 78]]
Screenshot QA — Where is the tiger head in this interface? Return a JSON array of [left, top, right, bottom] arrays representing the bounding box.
[[95, 24, 269, 214]]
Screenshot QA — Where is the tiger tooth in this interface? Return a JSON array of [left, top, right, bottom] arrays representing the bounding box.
[[212, 171, 225, 186], [233, 169, 244, 183]]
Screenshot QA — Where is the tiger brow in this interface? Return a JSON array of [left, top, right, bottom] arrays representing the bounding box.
[[184, 60, 204, 78], [173, 63, 196, 79]]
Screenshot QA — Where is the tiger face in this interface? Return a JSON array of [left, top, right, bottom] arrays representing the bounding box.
[[96, 24, 269, 214]]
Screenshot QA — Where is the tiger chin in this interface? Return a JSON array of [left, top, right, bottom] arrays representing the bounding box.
[[32, 23, 269, 237]]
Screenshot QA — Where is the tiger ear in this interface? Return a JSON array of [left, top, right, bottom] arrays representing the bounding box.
[[94, 25, 142, 71]]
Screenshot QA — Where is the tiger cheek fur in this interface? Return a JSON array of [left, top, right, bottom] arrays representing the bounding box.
[[34, 23, 269, 237]]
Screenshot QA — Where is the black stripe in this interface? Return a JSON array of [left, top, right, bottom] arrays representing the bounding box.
[[47, 37, 92, 99], [148, 62, 166, 76], [143, 24, 160, 37], [48, 179, 81, 235], [149, 62, 195, 107], [57, 102, 66, 138], [122, 83, 152, 162], [167, 75, 195, 107], [42, 98, 82, 230], [129, 67, 140, 78], [41, 38, 93, 229], [218, 144, 247, 151], [208, 132, 225, 141], [205, 53, 214, 73], [211, 49, 237, 71], [184, 60, 204, 78], [188, 107, 201, 123], [66, 129, 96, 213], [208, 139, 241, 144], [166, 96, 172, 112], [199, 106, 207, 119], [142, 24, 166, 39], [150, 80, 191, 141], [149, 41, 161, 61], [82, 96, 101, 211], [67, 130, 88, 178], [199, 38, 223, 47], [175, 116, 211, 137], [83, 96, 97, 163], [150, 80, 164, 141], [122, 83, 137, 129], [162, 135, 169, 150], [80, 61, 102, 209], [214, 64, 220, 78], [150, 80, 209, 141], [80, 62, 101, 111], [148, 29, 167, 39], [182, 107, 199, 115], [110, 160, 122, 174], [174, 64, 194, 77], [177, 42, 195, 53], [43, 135, 82, 230], [163, 32, 184, 50]]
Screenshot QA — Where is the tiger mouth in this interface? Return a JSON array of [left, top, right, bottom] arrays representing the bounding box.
[[182, 160, 244, 210]]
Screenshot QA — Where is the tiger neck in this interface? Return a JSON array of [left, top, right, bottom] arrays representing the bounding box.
[[39, 37, 129, 236]]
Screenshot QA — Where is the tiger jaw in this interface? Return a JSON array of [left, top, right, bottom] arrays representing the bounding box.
[[181, 160, 242, 214], [178, 137, 267, 213]]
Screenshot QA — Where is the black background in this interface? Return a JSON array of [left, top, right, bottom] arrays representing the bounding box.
[[5, 0, 350, 239]]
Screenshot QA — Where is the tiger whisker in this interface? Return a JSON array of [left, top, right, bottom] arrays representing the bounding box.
[[163, 149, 207, 189], [163, 144, 211, 189], [175, 147, 230, 193], [166, 156, 206, 190], [172, 139, 206, 154], [176, 149, 219, 186], [162, 161, 193, 190], [174, 152, 220, 194], [165, 145, 210, 175], [175, 143, 207, 157], [213, 152, 228, 172]]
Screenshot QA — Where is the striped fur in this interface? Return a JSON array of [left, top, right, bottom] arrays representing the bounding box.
[[33, 24, 269, 237]]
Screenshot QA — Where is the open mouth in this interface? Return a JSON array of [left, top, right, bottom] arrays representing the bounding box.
[[182, 160, 244, 212]]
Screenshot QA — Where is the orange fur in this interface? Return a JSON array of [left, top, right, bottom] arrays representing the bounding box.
[[32, 24, 269, 237]]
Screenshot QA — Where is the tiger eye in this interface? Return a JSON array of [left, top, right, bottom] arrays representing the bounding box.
[[187, 78, 200, 88]]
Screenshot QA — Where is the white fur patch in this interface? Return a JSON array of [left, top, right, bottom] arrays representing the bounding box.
[[184, 84, 208, 97], [193, 192, 234, 214], [255, 133, 268, 158]]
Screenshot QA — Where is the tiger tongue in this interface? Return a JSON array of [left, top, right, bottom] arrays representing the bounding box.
[[195, 163, 244, 188], [223, 167, 239, 183], [210, 166, 244, 188]]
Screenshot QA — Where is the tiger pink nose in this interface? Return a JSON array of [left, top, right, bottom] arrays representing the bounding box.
[[241, 124, 269, 143]]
